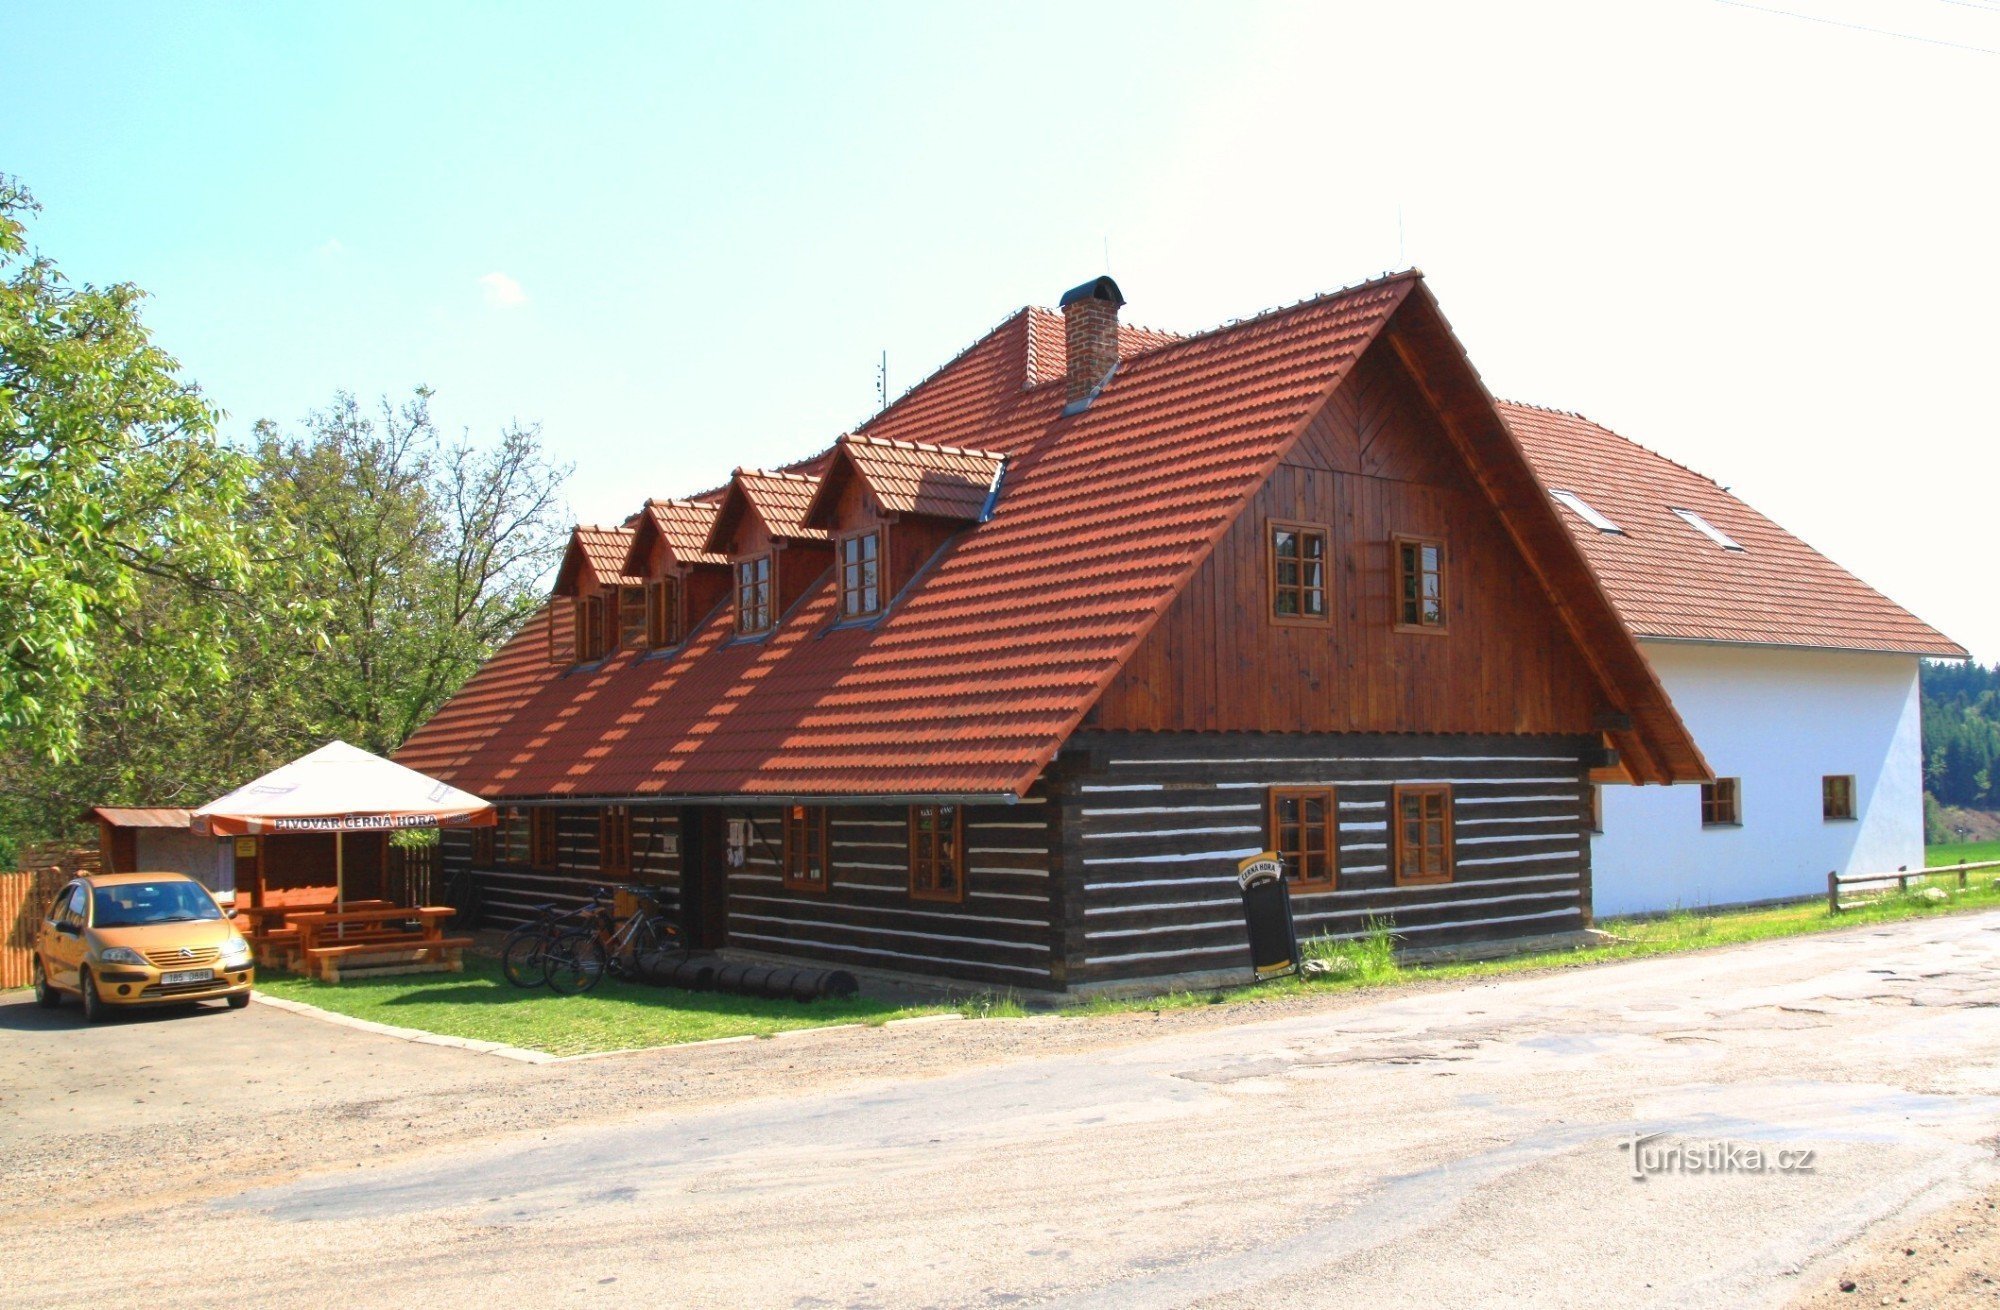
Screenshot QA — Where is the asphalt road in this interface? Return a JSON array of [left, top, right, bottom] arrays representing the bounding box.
[[5, 912, 1999, 1309]]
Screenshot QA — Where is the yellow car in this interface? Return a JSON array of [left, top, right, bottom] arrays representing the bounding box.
[[32, 871, 255, 1022]]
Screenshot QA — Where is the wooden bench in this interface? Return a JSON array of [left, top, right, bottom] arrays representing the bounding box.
[[234, 899, 393, 967], [287, 906, 469, 982], [1827, 859, 2000, 914]]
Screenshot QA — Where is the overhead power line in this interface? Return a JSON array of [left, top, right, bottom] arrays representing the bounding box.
[[1714, 0, 2000, 55]]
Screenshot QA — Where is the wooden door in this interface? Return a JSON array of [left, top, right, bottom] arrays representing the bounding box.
[[678, 807, 730, 950]]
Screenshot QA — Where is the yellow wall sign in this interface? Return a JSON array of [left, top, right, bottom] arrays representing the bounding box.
[[234, 837, 259, 858]]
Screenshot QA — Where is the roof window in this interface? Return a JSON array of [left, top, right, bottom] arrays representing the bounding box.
[[1551, 489, 1623, 534], [1671, 507, 1744, 552]]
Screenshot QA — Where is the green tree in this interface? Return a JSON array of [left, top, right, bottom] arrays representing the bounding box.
[[252, 388, 570, 755], [0, 176, 270, 764]]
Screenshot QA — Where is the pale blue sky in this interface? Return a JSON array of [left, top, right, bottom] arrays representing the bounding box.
[[5, 1, 1996, 657]]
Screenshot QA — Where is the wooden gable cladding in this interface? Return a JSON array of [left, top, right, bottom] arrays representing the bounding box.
[[1379, 287, 1707, 784], [705, 470, 835, 627], [1091, 343, 1604, 738]]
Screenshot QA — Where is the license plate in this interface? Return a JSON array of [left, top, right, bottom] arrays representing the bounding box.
[[160, 968, 214, 986]]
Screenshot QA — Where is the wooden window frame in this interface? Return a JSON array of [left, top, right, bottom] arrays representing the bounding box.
[[496, 806, 530, 868], [1701, 777, 1742, 827], [616, 585, 649, 650], [1392, 784, 1453, 885], [735, 554, 773, 636], [1267, 521, 1330, 625], [908, 803, 966, 904], [1267, 787, 1337, 892], [1394, 535, 1449, 633], [529, 807, 560, 870], [574, 593, 610, 662], [837, 529, 883, 622], [647, 575, 684, 649], [600, 805, 632, 876], [1822, 774, 1856, 822], [471, 823, 496, 867], [782, 804, 831, 893]]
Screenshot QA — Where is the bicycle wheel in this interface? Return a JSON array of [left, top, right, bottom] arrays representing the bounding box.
[[545, 931, 608, 995], [500, 927, 552, 988]]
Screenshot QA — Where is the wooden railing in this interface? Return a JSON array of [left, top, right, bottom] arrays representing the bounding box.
[[1828, 859, 2000, 914]]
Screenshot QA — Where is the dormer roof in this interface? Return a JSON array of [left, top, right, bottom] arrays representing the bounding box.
[[703, 469, 829, 555], [553, 524, 642, 596], [803, 434, 1006, 529], [624, 498, 729, 574]]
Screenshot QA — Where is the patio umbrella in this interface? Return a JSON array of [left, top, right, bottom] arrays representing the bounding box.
[[192, 740, 494, 913]]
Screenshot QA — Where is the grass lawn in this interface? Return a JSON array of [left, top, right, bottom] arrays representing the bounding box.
[[255, 956, 936, 1056], [1928, 838, 2000, 867], [254, 854, 2000, 1052]]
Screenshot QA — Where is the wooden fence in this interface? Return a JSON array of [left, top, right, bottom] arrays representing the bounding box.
[[3, 867, 74, 989]]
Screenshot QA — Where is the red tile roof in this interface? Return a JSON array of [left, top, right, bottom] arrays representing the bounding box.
[[399, 275, 1725, 797], [631, 498, 728, 569], [401, 275, 1441, 797], [806, 434, 1006, 526], [556, 525, 644, 594], [1505, 404, 1965, 658], [705, 469, 830, 554]]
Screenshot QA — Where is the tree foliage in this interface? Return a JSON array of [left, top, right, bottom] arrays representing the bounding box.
[[1921, 659, 2000, 810], [0, 176, 275, 762]]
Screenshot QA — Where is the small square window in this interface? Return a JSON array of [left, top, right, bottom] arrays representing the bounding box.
[[1822, 775, 1855, 821], [1395, 537, 1447, 630], [1269, 523, 1328, 621], [1268, 788, 1336, 890], [736, 555, 773, 635], [839, 532, 882, 620], [650, 576, 684, 648], [600, 805, 632, 876], [1701, 778, 1741, 827], [783, 805, 830, 892], [909, 804, 965, 902], [1394, 785, 1453, 883]]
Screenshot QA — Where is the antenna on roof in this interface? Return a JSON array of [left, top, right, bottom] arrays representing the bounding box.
[[876, 350, 888, 413]]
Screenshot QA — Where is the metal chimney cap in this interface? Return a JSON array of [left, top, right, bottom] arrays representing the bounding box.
[[1058, 275, 1125, 309]]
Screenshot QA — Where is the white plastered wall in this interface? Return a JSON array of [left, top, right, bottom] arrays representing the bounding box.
[[1592, 642, 1923, 917]]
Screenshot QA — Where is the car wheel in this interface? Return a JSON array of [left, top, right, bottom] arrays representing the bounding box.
[[32, 956, 61, 1009], [226, 993, 251, 1010], [80, 969, 108, 1024]]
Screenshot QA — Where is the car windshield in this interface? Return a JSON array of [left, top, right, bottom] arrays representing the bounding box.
[[92, 881, 222, 928]]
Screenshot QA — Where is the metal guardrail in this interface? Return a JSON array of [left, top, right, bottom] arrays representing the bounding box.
[[1828, 859, 2000, 914]]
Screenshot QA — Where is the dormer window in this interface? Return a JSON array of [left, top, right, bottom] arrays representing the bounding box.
[[736, 555, 773, 635], [839, 531, 882, 620], [1671, 507, 1745, 552], [616, 585, 648, 649], [647, 576, 683, 649], [575, 593, 611, 661]]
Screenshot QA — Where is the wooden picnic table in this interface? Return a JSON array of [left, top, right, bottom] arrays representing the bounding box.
[[233, 899, 394, 967], [284, 905, 471, 983]]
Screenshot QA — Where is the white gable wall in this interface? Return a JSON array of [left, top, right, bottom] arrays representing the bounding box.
[[1592, 642, 1924, 917]]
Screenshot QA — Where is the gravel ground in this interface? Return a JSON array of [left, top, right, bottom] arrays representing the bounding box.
[[5, 911, 1999, 1308]]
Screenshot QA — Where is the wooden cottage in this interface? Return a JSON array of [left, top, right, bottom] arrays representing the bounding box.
[[396, 272, 1711, 989]]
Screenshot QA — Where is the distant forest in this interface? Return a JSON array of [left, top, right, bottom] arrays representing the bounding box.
[[1922, 660, 2000, 810]]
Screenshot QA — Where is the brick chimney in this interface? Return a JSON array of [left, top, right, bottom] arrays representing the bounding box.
[[1060, 275, 1124, 406]]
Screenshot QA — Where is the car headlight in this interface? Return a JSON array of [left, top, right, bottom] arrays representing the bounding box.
[[98, 946, 148, 967], [221, 935, 253, 962]]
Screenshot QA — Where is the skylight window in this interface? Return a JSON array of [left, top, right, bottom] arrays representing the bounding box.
[[1550, 489, 1623, 534], [1671, 507, 1745, 552]]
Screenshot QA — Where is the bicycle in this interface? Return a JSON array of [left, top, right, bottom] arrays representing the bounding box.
[[545, 885, 685, 995], [499, 900, 596, 988]]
